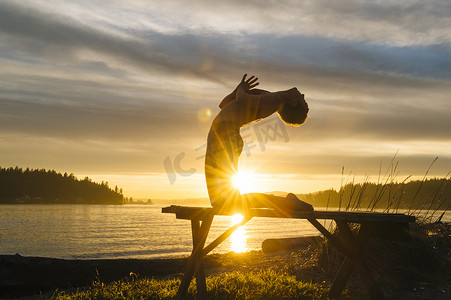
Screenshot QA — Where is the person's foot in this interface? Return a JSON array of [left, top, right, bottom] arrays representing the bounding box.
[[285, 193, 314, 212]]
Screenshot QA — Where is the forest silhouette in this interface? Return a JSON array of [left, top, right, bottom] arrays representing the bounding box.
[[0, 167, 124, 204], [299, 178, 451, 212], [1, 166, 449, 211]]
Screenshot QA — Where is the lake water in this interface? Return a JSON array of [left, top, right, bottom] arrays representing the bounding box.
[[0, 205, 448, 260]]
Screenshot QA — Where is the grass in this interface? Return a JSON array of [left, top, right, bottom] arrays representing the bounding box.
[[44, 220, 449, 300], [330, 155, 450, 223], [44, 158, 449, 299], [318, 158, 450, 297], [45, 270, 329, 300], [41, 225, 449, 300]]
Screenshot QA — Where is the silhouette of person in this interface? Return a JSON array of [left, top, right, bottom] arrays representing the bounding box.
[[205, 74, 314, 214]]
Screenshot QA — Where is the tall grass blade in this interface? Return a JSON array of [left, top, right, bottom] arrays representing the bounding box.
[[409, 157, 438, 214]]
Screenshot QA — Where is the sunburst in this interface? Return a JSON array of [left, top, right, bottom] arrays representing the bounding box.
[[232, 170, 255, 193]]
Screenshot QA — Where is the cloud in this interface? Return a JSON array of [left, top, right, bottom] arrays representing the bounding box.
[[97, 0, 451, 46], [0, 0, 450, 196], [2, 1, 450, 81]]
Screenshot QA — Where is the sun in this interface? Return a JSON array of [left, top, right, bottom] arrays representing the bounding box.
[[232, 171, 255, 193]]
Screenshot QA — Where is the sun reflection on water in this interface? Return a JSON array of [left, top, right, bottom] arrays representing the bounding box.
[[231, 214, 247, 253]]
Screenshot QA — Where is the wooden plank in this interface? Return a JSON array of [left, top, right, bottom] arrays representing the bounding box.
[[251, 209, 414, 223], [202, 216, 252, 256], [162, 205, 415, 223], [162, 206, 214, 221]]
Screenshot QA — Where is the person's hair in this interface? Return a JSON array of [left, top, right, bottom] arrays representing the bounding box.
[[278, 100, 309, 126]]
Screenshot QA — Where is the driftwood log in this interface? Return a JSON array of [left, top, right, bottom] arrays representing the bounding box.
[[262, 236, 323, 253]]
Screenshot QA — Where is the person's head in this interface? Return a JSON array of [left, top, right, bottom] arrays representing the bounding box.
[[278, 88, 309, 126]]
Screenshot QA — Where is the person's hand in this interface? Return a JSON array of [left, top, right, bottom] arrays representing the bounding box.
[[220, 74, 260, 109], [236, 74, 259, 92]]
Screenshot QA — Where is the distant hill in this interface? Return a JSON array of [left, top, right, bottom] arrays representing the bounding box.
[[265, 191, 289, 197], [297, 178, 451, 211], [0, 167, 125, 205]]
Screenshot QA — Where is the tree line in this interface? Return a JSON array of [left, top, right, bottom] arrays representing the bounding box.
[[299, 177, 451, 211], [0, 167, 125, 204]]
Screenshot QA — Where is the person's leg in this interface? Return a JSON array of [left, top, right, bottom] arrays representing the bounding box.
[[241, 193, 313, 211], [208, 183, 244, 214]]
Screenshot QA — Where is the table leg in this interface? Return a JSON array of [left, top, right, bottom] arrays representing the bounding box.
[[356, 257, 385, 300], [309, 219, 385, 300], [190, 220, 206, 299], [334, 222, 385, 300], [329, 256, 355, 298], [331, 250, 384, 300], [329, 221, 359, 298], [354, 223, 385, 300], [307, 218, 353, 258], [177, 215, 213, 300], [193, 217, 212, 300]]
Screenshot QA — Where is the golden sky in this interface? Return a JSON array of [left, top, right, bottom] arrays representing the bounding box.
[[0, 0, 450, 199]]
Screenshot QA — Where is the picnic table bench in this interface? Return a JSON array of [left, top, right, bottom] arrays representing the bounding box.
[[162, 205, 415, 299]]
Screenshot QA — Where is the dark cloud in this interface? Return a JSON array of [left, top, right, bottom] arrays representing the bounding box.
[[0, 94, 202, 142], [1, 1, 450, 83], [232, 34, 451, 80], [0, 0, 450, 191], [0, 2, 222, 83], [124, 0, 451, 46]]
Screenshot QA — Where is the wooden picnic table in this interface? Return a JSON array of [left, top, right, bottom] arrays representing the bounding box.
[[162, 205, 415, 299]]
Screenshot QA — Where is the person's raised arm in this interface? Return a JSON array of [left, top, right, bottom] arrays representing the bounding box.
[[235, 76, 306, 125], [233, 74, 282, 120], [219, 92, 235, 109]]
